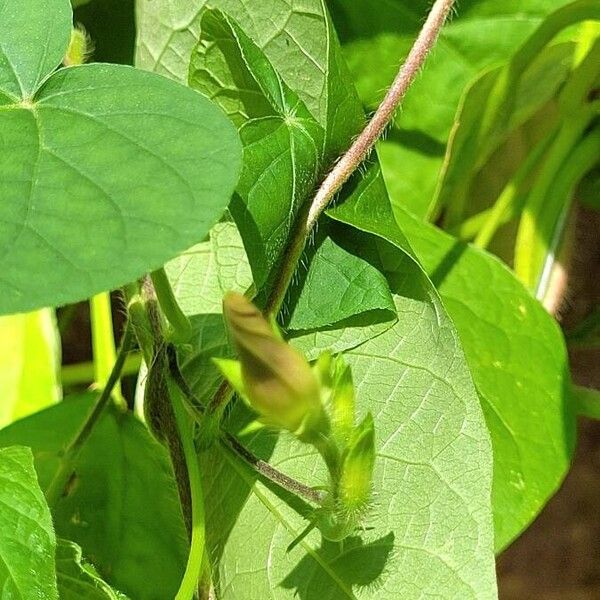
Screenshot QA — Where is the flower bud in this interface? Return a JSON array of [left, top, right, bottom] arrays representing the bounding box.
[[338, 413, 375, 516], [221, 292, 327, 439], [64, 25, 93, 67]]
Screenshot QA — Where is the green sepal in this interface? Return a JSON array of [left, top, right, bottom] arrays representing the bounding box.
[[317, 353, 356, 447], [339, 413, 376, 516]]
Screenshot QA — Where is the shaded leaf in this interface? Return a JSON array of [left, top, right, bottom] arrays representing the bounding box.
[[286, 232, 396, 331], [56, 539, 129, 599], [0, 395, 187, 600], [438, 42, 575, 227]]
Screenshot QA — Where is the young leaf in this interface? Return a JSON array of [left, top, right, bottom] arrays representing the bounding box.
[[189, 9, 325, 291], [0, 0, 241, 315], [0, 446, 58, 600], [0, 308, 61, 428], [0, 395, 188, 600]]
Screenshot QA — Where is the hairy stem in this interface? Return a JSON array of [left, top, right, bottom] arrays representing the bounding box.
[[45, 322, 134, 507], [265, 0, 456, 316]]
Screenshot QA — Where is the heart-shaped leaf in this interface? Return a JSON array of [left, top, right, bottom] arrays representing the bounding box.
[[0, 0, 241, 315]]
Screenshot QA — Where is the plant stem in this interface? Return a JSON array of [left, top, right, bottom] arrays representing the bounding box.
[[572, 385, 600, 420], [264, 0, 456, 316], [90, 292, 124, 406], [166, 346, 323, 505], [169, 377, 207, 600], [220, 433, 324, 505], [151, 268, 192, 342], [514, 105, 598, 287], [61, 353, 142, 387], [536, 128, 600, 302], [45, 322, 134, 507]]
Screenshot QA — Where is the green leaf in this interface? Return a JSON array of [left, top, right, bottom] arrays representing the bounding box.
[[138, 0, 333, 130], [0, 0, 241, 315], [437, 42, 575, 227], [166, 222, 253, 317], [389, 207, 576, 550], [0, 445, 58, 600], [0, 395, 188, 600], [0, 308, 61, 428], [56, 539, 129, 599], [285, 232, 396, 332], [179, 7, 396, 349], [189, 9, 325, 290], [328, 0, 577, 218]]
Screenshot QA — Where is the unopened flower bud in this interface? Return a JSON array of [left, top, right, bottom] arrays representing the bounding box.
[[63, 25, 93, 67], [221, 292, 327, 439]]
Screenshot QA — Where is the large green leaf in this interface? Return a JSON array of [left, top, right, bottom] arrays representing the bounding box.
[[327, 0, 575, 218], [195, 216, 497, 598], [0, 395, 188, 600], [0, 446, 58, 599], [0, 0, 241, 315], [389, 208, 575, 550], [0, 308, 61, 428], [166, 221, 253, 317]]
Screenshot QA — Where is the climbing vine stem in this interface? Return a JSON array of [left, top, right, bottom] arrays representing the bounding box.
[[264, 0, 456, 317], [45, 321, 134, 507]]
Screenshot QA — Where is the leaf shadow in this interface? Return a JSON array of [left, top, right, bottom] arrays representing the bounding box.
[[280, 532, 395, 599]]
